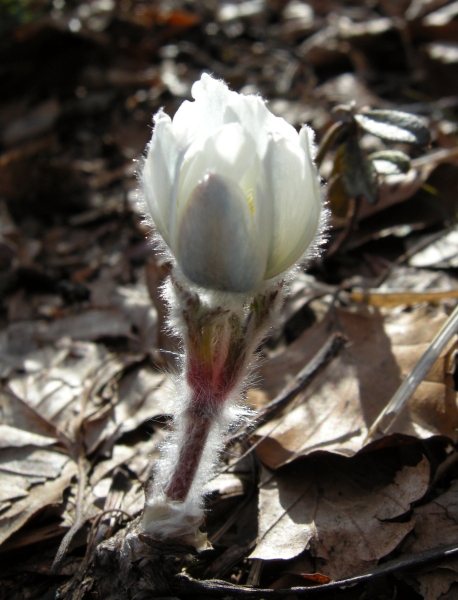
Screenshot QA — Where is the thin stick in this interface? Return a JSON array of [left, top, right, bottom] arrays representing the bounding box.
[[222, 332, 346, 473], [364, 302, 458, 443], [51, 454, 88, 573], [171, 541, 458, 598], [230, 332, 347, 446]]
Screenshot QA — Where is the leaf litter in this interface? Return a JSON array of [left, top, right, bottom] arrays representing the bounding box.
[[254, 302, 458, 470], [0, 332, 171, 556]]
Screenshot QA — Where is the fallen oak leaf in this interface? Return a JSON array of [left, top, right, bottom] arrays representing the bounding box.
[[398, 480, 458, 599], [255, 304, 458, 469], [366, 301, 458, 441], [251, 453, 430, 580], [403, 479, 458, 555]]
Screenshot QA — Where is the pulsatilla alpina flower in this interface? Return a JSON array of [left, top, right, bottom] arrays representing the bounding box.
[[141, 73, 322, 293], [140, 74, 325, 550]]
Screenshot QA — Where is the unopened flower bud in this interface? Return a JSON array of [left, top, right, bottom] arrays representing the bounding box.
[[141, 73, 323, 293]]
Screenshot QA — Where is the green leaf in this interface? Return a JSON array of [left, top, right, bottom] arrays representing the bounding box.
[[354, 110, 431, 146], [342, 137, 379, 205], [369, 150, 411, 175]]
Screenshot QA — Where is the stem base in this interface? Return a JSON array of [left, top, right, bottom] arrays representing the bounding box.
[[142, 495, 209, 551]]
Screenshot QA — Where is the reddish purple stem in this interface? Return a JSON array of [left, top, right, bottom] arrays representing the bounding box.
[[164, 336, 241, 503], [164, 410, 213, 502]]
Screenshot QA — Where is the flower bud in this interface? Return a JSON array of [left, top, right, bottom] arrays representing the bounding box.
[[141, 74, 323, 293]]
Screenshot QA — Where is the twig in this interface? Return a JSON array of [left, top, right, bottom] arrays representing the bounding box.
[[228, 332, 347, 450], [364, 302, 458, 443], [258, 332, 347, 425], [350, 288, 458, 308], [410, 146, 458, 169], [51, 454, 88, 573], [170, 541, 458, 598], [220, 333, 346, 475]]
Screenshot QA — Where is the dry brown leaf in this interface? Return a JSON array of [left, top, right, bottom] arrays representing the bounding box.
[[83, 366, 170, 455], [112, 285, 158, 354], [90, 445, 140, 489], [0, 447, 69, 480], [37, 309, 133, 343], [409, 226, 458, 268], [0, 460, 77, 547], [313, 73, 386, 109], [0, 472, 36, 504], [6, 340, 141, 442], [399, 482, 458, 599], [0, 424, 56, 449], [416, 569, 458, 600], [442, 584, 458, 599], [1, 310, 133, 357], [0, 337, 154, 552], [126, 436, 165, 483], [404, 479, 458, 554], [115, 366, 172, 431], [256, 304, 458, 469], [251, 453, 430, 579], [0, 389, 61, 440], [84, 435, 161, 528], [6, 340, 112, 427]]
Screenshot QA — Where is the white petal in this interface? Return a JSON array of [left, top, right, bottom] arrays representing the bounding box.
[[176, 173, 267, 292], [264, 125, 322, 279], [172, 74, 231, 148], [299, 124, 322, 213], [142, 110, 180, 245], [223, 93, 298, 158], [171, 122, 258, 250]]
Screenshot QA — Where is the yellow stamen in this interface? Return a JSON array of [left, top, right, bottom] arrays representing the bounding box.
[[246, 189, 255, 214]]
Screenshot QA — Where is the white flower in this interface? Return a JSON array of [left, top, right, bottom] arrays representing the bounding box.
[[141, 73, 323, 293]]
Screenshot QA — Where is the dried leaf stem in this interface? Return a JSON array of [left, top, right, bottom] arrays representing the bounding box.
[[365, 302, 458, 442]]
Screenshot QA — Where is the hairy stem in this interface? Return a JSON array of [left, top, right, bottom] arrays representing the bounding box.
[[165, 409, 213, 502], [141, 283, 283, 548]]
